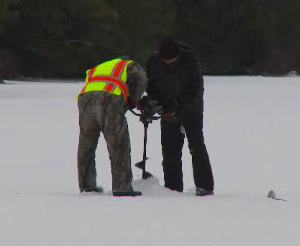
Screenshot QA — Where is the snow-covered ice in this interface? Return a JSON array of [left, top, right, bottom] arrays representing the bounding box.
[[0, 77, 299, 246]]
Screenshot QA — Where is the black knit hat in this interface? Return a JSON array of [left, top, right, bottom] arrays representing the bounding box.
[[159, 38, 179, 60]]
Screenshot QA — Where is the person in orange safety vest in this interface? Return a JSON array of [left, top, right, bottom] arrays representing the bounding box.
[[77, 56, 147, 196]]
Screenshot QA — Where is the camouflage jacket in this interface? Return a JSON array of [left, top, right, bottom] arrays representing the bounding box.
[[126, 62, 148, 103]]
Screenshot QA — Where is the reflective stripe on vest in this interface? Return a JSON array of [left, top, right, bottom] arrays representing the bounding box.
[[78, 59, 131, 100]]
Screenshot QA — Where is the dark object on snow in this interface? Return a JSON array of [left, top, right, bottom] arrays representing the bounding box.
[[146, 39, 214, 192], [0, 77, 4, 84], [267, 190, 287, 201], [267, 190, 276, 199]]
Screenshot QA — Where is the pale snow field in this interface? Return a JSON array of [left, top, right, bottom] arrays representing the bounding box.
[[0, 76, 300, 246]]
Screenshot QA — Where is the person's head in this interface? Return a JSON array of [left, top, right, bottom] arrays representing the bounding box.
[[159, 38, 179, 64]]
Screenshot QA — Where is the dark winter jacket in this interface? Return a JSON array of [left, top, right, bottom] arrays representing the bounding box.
[[146, 44, 204, 115]]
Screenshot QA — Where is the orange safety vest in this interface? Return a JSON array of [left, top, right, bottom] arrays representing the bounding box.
[[78, 59, 132, 100]]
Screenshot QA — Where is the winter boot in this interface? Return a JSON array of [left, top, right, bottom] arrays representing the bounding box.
[[113, 188, 142, 197], [80, 186, 104, 193], [196, 188, 214, 197]]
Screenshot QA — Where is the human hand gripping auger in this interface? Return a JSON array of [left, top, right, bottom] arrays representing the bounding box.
[[129, 97, 162, 179]]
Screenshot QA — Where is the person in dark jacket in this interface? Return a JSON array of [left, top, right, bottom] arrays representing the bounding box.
[[146, 38, 214, 196]]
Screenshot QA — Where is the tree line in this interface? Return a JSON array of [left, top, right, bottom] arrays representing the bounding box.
[[0, 0, 300, 78]]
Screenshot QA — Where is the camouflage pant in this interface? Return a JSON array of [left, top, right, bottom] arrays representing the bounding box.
[[77, 91, 132, 192]]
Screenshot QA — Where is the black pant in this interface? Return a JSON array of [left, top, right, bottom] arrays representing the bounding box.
[[161, 110, 214, 192]]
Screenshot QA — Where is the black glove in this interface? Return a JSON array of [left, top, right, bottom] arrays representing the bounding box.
[[138, 96, 163, 115]]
